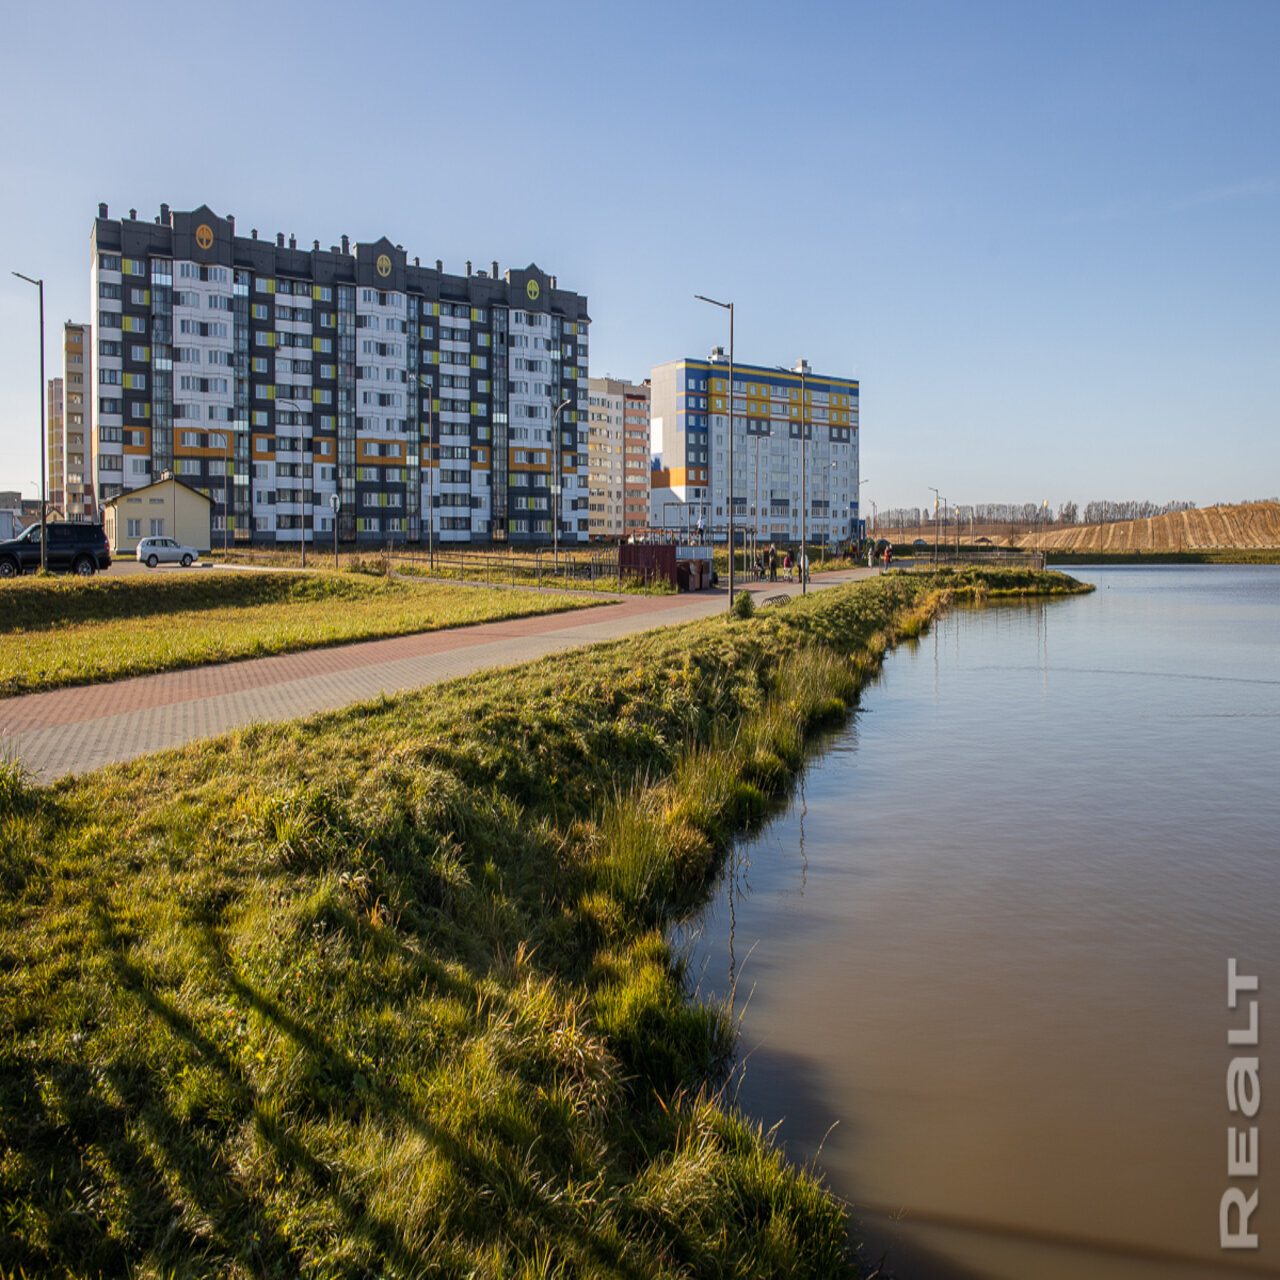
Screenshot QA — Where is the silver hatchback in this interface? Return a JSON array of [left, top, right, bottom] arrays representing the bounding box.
[[136, 536, 199, 568]]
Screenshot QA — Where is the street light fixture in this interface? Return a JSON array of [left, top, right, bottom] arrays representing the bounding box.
[[695, 294, 734, 612], [277, 398, 310, 567], [822, 460, 837, 563], [776, 360, 810, 594], [552, 397, 571, 570], [12, 271, 47, 571], [216, 431, 231, 558], [425, 383, 435, 570], [928, 486, 943, 567]]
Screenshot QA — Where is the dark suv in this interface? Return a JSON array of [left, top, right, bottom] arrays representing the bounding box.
[[0, 522, 112, 577]]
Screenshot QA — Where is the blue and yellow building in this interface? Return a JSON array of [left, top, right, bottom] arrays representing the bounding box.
[[648, 351, 859, 544]]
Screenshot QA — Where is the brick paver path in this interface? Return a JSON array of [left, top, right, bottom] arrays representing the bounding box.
[[2, 569, 874, 782]]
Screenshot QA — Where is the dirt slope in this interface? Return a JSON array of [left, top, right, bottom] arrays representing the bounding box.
[[1014, 502, 1280, 552]]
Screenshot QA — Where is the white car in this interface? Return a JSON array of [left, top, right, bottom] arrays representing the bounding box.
[[136, 536, 199, 568]]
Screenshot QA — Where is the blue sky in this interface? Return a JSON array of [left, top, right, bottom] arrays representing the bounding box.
[[1, 0, 1276, 514]]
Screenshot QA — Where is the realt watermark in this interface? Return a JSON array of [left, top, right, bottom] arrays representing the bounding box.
[[1222, 958, 1260, 1250]]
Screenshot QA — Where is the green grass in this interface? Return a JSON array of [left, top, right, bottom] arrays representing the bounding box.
[[0, 570, 1083, 1277], [0, 572, 599, 697]]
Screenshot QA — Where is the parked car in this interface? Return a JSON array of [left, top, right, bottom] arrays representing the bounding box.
[[0, 522, 111, 577], [136, 536, 199, 568]]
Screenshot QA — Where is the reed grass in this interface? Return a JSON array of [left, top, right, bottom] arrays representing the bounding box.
[[0, 569, 1080, 1277]]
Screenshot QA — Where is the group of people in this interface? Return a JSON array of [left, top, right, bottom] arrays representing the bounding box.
[[750, 543, 809, 584]]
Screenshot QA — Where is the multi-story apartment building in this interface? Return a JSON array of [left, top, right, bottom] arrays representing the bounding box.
[[89, 203, 590, 547], [585, 376, 650, 539], [60, 322, 93, 520], [46, 378, 64, 515], [649, 351, 859, 546]]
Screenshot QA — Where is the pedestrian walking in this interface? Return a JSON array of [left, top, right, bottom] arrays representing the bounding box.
[[768, 543, 778, 582], [784, 550, 793, 582]]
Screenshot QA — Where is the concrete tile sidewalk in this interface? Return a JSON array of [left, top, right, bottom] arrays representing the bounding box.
[[1, 568, 875, 782]]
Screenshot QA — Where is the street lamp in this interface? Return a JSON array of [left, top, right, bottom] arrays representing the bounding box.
[[277, 398, 310, 566], [425, 382, 435, 570], [12, 271, 47, 570], [553, 397, 571, 569], [776, 361, 810, 594], [822, 460, 837, 563], [216, 431, 231, 557], [928, 487, 942, 566], [695, 294, 734, 612]]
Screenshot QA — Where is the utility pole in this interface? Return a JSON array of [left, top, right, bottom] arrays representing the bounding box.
[[553, 397, 570, 570], [12, 272, 47, 570], [929, 486, 941, 567], [695, 294, 735, 611]]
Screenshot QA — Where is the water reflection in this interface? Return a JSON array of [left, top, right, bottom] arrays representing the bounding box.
[[685, 567, 1280, 1279]]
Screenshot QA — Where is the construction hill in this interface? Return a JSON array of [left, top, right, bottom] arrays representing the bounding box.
[[1014, 502, 1280, 552]]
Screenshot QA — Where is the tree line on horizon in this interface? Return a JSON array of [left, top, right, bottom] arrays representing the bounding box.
[[872, 498, 1280, 529]]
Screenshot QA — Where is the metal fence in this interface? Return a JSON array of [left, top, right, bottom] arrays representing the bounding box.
[[900, 548, 1046, 572], [385, 546, 623, 592]]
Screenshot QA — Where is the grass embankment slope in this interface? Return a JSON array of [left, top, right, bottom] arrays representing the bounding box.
[[0, 568, 1086, 1278], [1015, 500, 1280, 558], [0, 572, 597, 698]]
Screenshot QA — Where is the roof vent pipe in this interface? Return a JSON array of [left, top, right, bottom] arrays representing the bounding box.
[[276, 233, 284, 248], [491, 261, 498, 278], [160, 203, 170, 222], [313, 240, 320, 252], [98, 202, 108, 219], [341, 234, 350, 254], [465, 260, 472, 276], [129, 208, 137, 220], [227, 215, 235, 233], [251, 228, 258, 240]]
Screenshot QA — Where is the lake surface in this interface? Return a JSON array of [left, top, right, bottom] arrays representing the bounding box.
[[682, 566, 1280, 1279]]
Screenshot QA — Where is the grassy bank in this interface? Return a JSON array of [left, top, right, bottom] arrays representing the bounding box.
[[0, 569, 1086, 1277], [0, 572, 597, 697]]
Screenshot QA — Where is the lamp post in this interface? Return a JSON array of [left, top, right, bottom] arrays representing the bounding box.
[[552, 397, 571, 570], [217, 431, 231, 558], [277, 398, 310, 566], [12, 271, 47, 570], [776, 361, 809, 593], [426, 385, 435, 570], [695, 294, 734, 611], [822, 460, 837, 563], [929, 487, 942, 567]]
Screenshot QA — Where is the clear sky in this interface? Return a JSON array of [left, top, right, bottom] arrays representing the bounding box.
[[1, 0, 1276, 514]]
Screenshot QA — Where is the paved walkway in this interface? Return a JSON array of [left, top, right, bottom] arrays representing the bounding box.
[[1, 568, 876, 782]]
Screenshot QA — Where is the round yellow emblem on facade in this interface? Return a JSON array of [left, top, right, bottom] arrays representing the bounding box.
[[526, 279, 540, 301], [195, 224, 214, 250], [376, 254, 392, 278]]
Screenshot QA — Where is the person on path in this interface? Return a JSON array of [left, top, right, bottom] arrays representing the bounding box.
[[784, 550, 793, 582], [768, 543, 778, 582], [883, 544, 891, 570]]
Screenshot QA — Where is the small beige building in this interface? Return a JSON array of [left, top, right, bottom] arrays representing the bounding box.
[[103, 473, 212, 555]]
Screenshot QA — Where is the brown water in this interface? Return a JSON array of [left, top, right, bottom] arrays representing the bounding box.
[[683, 566, 1280, 1279]]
